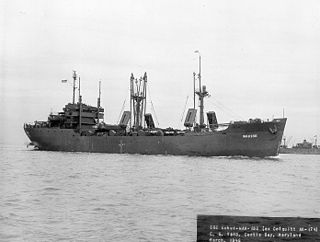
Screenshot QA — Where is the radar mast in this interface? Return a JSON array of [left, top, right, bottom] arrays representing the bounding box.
[[194, 51, 209, 128]]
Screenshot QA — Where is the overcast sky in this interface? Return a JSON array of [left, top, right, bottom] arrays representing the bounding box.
[[1, 0, 320, 146]]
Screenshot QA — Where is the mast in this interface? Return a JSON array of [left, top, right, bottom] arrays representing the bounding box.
[[194, 51, 209, 129], [130, 72, 147, 130], [143, 72, 147, 128], [198, 53, 201, 91], [78, 76, 81, 103], [130, 74, 134, 129], [72, 70, 77, 104], [97, 81, 101, 123], [193, 72, 196, 109], [78, 75, 82, 132]]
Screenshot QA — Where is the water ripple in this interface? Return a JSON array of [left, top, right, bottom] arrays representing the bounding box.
[[0, 145, 319, 241]]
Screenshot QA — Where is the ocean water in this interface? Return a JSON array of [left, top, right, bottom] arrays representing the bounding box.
[[0, 144, 319, 241]]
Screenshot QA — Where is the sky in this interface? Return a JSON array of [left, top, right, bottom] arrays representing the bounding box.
[[1, 0, 320, 146]]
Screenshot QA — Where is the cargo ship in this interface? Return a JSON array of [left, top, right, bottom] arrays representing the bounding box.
[[24, 57, 286, 157], [280, 137, 320, 155]]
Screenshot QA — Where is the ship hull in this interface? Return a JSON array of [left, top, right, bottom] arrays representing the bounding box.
[[24, 118, 286, 157], [279, 147, 320, 155]]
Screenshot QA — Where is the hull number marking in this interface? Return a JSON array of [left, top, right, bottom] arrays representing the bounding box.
[[243, 134, 258, 138]]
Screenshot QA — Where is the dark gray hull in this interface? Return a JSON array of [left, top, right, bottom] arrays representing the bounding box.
[[24, 118, 286, 157]]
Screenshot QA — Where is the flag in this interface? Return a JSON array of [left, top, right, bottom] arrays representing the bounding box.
[[61, 79, 67, 83]]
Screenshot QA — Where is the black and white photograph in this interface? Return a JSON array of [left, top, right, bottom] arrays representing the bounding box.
[[1, 0, 319, 241]]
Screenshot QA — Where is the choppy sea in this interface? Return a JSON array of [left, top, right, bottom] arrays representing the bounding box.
[[0, 144, 319, 241]]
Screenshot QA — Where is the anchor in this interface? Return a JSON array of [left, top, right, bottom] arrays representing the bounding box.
[[119, 140, 125, 154]]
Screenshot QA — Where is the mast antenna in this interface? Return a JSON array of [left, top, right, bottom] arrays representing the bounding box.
[[194, 51, 209, 129], [78, 75, 81, 103], [78, 75, 82, 132], [97, 81, 101, 123], [72, 70, 77, 104], [193, 72, 196, 109]]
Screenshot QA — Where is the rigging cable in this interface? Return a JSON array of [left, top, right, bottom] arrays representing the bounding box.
[[180, 96, 189, 122], [208, 97, 245, 120], [147, 85, 159, 126], [211, 101, 242, 121], [117, 99, 126, 123]]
